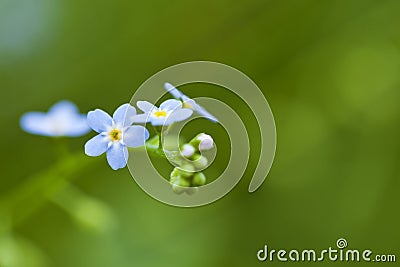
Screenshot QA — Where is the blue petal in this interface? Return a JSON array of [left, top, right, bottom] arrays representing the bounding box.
[[85, 134, 109, 156], [131, 113, 150, 123], [48, 100, 79, 116], [48, 101, 91, 136], [62, 114, 91, 137], [113, 103, 137, 126], [21, 100, 91, 137], [106, 142, 128, 170], [189, 100, 219, 123], [160, 99, 182, 111], [20, 112, 55, 136], [87, 109, 112, 133], [137, 101, 156, 113], [164, 83, 184, 99], [164, 108, 193, 125], [181, 95, 191, 102], [123, 126, 150, 148], [150, 117, 167, 126]]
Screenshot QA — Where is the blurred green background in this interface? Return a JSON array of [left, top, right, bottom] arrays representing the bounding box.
[[1, 0, 400, 266]]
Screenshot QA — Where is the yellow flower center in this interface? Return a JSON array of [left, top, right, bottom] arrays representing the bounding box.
[[109, 129, 121, 141], [154, 110, 167, 118], [182, 101, 193, 109]]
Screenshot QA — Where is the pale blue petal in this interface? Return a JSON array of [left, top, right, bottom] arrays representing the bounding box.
[[131, 113, 150, 123], [48, 100, 79, 116], [160, 99, 182, 111], [21, 100, 91, 137], [48, 100, 91, 136], [165, 108, 193, 125], [150, 117, 167, 126], [87, 109, 112, 133], [113, 103, 137, 126], [85, 134, 109, 156], [106, 142, 128, 170], [61, 114, 90, 136], [181, 95, 191, 102], [137, 101, 155, 113], [123, 126, 150, 148], [190, 101, 219, 122], [20, 112, 55, 136], [164, 83, 184, 99]]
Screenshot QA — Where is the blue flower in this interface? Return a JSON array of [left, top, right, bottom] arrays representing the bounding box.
[[133, 99, 193, 126], [20, 100, 90, 137], [84, 103, 150, 170], [164, 82, 218, 122]]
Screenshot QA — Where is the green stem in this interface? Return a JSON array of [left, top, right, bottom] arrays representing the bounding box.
[[0, 135, 168, 230], [158, 133, 163, 151], [151, 126, 163, 151], [51, 184, 116, 232], [0, 152, 93, 228]]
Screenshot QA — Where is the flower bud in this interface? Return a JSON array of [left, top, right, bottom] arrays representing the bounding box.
[[170, 167, 180, 178], [171, 176, 190, 194], [192, 154, 208, 169], [192, 172, 206, 186], [172, 184, 185, 194], [178, 164, 195, 178], [189, 133, 214, 151], [178, 177, 190, 187], [181, 144, 195, 158], [170, 171, 180, 184], [197, 133, 214, 150]]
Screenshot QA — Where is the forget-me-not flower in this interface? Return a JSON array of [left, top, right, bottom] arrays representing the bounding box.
[[133, 99, 193, 126], [84, 103, 149, 170], [20, 100, 90, 137], [164, 82, 218, 123]]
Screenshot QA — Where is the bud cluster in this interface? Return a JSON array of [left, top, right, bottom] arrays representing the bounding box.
[[169, 133, 214, 194]]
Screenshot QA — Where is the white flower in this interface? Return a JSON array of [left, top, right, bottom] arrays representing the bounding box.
[[20, 100, 90, 137], [164, 82, 218, 123], [181, 144, 195, 157], [197, 133, 214, 150], [133, 99, 193, 126]]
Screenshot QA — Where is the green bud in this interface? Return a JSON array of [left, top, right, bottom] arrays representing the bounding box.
[[178, 177, 190, 187], [178, 164, 195, 178], [188, 134, 202, 151], [170, 167, 180, 184], [171, 177, 190, 194], [192, 154, 208, 169], [170, 167, 180, 177], [192, 172, 206, 186], [170, 175, 178, 184], [172, 184, 185, 194]]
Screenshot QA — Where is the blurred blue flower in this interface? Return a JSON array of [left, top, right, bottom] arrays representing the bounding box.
[[20, 100, 90, 137], [164, 82, 218, 122], [84, 104, 149, 170], [134, 99, 193, 126]]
